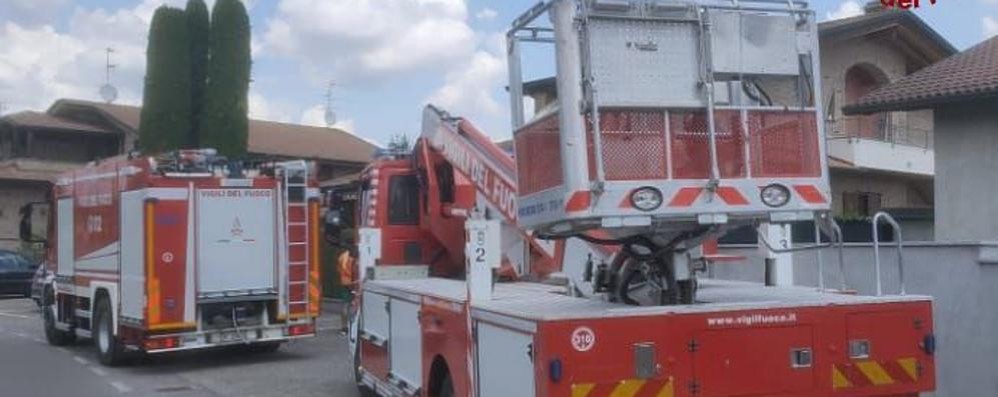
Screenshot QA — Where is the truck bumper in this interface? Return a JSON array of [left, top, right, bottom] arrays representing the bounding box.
[[139, 321, 316, 353]]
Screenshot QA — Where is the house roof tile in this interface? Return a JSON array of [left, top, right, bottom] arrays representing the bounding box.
[[845, 36, 998, 114]]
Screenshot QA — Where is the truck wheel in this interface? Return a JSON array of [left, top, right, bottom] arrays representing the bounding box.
[[248, 341, 282, 353], [94, 297, 125, 366], [42, 287, 74, 346], [437, 373, 454, 397], [43, 302, 75, 346]]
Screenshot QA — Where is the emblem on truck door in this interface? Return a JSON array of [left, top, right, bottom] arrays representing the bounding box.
[[231, 217, 243, 237], [571, 326, 596, 352]]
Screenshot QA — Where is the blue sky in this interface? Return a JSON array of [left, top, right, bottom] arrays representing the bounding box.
[[0, 0, 995, 147]]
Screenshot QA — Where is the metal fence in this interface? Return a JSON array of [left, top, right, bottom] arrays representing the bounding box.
[[832, 113, 932, 149]]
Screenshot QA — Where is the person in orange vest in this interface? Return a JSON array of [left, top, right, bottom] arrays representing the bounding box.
[[337, 247, 358, 334]]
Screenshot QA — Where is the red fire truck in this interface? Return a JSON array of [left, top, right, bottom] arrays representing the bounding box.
[[334, 1, 936, 396], [19, 149, 321, 365]]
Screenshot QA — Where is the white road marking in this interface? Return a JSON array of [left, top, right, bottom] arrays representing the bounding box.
[[57, 347, 71, 354], [109, 381, 132, 393], [73, 356, 90, 365], [0, 312, 30, 319], [32, 337, 44, 343], [90, 366, 109, 377], [12, 332, 28, 338]]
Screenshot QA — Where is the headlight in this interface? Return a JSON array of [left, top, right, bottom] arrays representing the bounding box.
[[760, 184, 791, 207], [630, 187, 663, 211]]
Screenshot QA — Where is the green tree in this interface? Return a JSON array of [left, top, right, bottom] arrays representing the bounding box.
[[387, 133, 412, 153], [185, 0, 210, 148], [138, 6, 192, 154], [201, 0, 251, 157]]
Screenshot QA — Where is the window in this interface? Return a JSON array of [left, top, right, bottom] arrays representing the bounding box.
[[842, 191, 883, 217], [388, 175, 419, 225]]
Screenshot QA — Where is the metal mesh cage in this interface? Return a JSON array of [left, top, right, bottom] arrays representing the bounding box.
[[748, 111, 821, 177], [515, 113, 564, 195], [668, 110, 746, 179], [587, 109, 669, 181]]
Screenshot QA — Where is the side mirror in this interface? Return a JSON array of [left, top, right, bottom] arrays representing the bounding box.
[[324, 209, 344, 246], [19, 202, 50, 244]]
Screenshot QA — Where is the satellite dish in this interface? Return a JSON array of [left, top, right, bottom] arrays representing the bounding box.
[[324, 107, 337, 127], [100, 84, 118, 104]]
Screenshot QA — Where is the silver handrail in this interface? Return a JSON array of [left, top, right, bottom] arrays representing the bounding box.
[[814, 215, 846, 292], [872, 211, 905, 296]]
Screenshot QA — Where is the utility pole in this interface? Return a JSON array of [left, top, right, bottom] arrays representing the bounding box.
[[323, 81, 337, 128], [100, 47, 119, 103]]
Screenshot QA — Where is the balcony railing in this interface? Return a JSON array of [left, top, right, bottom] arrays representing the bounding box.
[[831, 113, 932, 149]]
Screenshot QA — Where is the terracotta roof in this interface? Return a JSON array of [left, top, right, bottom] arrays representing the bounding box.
[[47, 99, 377, 163], [844, 36, 998, 114], [1, 111, 113, 134]]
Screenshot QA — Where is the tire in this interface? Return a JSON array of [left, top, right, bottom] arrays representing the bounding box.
[[94, 297, 125, 366], [248, 341, 282, 353], [437, 372, 454, 397], [42, 288, 74, 346]]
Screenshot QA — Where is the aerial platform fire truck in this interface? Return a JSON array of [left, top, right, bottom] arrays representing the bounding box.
[[335, 0, 936, 396], [19, 149, 321, 365]]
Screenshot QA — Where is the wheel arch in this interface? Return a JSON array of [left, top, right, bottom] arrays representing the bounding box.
[[427, 354, 452, 397], [90, 282, 119, 335]]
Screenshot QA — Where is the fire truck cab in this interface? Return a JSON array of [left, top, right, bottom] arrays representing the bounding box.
[[20, 149, 321, 365]]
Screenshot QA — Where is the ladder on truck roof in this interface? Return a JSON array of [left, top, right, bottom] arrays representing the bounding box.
[[280, 160, 312, 321]]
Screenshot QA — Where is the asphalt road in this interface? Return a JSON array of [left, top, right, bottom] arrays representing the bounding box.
[[0, 296, 360, 397]]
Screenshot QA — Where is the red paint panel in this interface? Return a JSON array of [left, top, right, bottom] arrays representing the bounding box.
[[793, 185, 827, 204], [151, 200, 189, 327], [361, 339, 390, 380], [420, 297, 471, 397], [668, 187, 703, 207], [73, 160, 120, 260], [715, 186, 750, 206], [565, 191, 591, 213], [534, 301, 935, 397]]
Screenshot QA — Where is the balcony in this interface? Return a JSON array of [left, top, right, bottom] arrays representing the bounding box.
[[826, 112, 933, 176]]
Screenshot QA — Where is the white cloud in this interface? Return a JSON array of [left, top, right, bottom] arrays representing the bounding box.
[[475, 8, 498, 20], [985, 16, 998, 38], [0, 0, 191, 113], [261, 0, 475, 83], [427, 50, 505, 124], [826, 1, 864, 21], [0, 0, 263, 114]]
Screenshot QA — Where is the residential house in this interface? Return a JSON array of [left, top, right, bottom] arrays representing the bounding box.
[[0, 98, 378, 250], [818, 5, 955, 238], [846, 35, 998, 241]]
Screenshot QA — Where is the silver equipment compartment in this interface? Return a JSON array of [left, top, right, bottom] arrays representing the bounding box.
[[710, 11, 800, 77]]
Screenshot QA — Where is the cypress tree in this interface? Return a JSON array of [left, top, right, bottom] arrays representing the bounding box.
[[201, 0, 251, 157], [138, 6, 192, 154], [185, 0, 210, 148]]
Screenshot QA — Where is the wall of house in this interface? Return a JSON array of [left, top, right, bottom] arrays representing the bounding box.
[[0, 182, 48, 251], [713, 242, 998, 397], [830, 169, 932, 213], [934, 99, 998, 241], [821, 39, 934, 147]]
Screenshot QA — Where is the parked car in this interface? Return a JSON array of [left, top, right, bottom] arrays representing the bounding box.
[[0, 250, 36, 297], [30, 264, 50, 305]]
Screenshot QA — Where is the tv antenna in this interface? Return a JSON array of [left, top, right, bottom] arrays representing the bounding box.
[[99, 47, 119, 104], [323, 81, 337, 128]]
